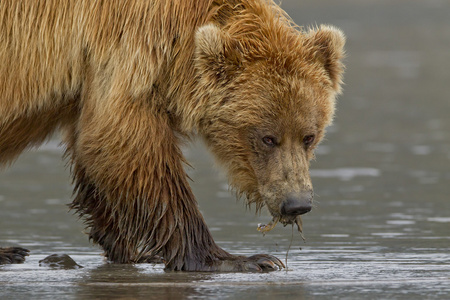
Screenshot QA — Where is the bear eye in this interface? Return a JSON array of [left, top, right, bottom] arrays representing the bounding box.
[[303, 135, 315, 147], [262, 136, 277, 147]]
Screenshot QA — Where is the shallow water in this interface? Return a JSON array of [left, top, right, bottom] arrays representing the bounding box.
[[1, 0, 450, 299]]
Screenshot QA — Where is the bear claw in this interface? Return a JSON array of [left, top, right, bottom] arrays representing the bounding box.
[[247, 254, 285, 271], [210, 254, 285, 272], [0, 247, 30, 264]]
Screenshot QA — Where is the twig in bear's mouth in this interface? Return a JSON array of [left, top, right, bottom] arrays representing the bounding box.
[[286, 224, 294, 269], [258, 215, 306, 270], [257, 216, 280, 236], [295, 215, 306, 242], [285, 216, 306, 270]]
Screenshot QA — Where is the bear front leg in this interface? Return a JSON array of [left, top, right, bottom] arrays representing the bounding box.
[[68, 92, 283, 271]]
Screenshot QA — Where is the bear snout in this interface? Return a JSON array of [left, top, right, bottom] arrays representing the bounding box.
[[280, 192, 313, 216]]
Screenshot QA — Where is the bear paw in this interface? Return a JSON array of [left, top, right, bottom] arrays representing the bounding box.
[[208, 254, 285, 272], [0, 247, 30, 264]]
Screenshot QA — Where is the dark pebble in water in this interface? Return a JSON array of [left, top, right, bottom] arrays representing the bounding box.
[[39, 254, 83, 269]]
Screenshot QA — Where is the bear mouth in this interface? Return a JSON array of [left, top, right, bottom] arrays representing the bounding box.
[[257, 215, 303, 234], [281, 215, 303, 233]]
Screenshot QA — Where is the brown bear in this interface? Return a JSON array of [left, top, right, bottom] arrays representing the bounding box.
[[0, 0, 345, 271]]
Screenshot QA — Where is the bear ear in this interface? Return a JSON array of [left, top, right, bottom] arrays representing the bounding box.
[[305, 25, 346, 93], [195, 24, 242, 81]]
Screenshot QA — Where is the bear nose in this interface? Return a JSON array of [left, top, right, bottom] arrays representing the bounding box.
[[280, 193, 313, 216]]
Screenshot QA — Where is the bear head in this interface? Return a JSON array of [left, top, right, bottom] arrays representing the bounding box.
[[194, 20, 345, 226]]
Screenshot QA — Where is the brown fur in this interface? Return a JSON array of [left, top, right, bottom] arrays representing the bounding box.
[[0, 0, 344, 271]]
